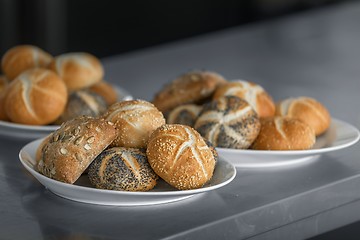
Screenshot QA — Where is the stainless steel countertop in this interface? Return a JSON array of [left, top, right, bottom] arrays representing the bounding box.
[[1, 2, 360, 239]]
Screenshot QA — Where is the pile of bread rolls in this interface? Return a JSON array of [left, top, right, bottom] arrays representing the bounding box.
[[0, 45, 119, 125], [36, 99, 217, 192], [153, 70, 331, 151]]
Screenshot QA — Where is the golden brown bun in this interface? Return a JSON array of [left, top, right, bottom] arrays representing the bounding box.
[[5, 68, 68, 125], [194, 96, 261, 149], [1, 45, 53, 80], [251, 116, 316, 150], [88, 147, 158, 191], [166, 104, 202, 127], [35, 134, 52, 164], [37, 116, 117, 184], [0, 75, 10, 121], [146, 124, 216, 190], [49, 52, 103, 91], [103, 99, 166, 148], [88, 81, 118, 106], [54, 89, 107, 125], [213, 80, 275, 118], [275, 97, 331, 136], [152, 71, 227, 113]]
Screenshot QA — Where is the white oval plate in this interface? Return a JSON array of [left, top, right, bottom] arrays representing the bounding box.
[[19, 138, 236, 206], [0, 86, 132, 140], [217, 118, 360, 168]]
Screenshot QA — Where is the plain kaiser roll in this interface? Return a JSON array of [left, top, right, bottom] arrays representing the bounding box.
[[152, 70, 227, 113], [195, 96, 261, 149], [103, 99, 166, 148], [49, 52, 104, 91], [4, 68, 68, 125], [1, 45, 53, 80], [213, 80, 275, 118], [275, 96, 331, 136], [146, 124, 216, 190], [37, 116, 117, 184], [251, 116, 316, 150]]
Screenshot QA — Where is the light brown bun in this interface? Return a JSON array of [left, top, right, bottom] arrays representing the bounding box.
[[88, 81, 118, 106], [213, 80, 275, 118], [275, 97, 331, 136], [194, 96, 261, 149], [103, 99, 166, 148], [166, 104, 202, 127], [251, 116, 316, 150], [54, 89, 107, 125], [49, 52, 103, 91], [0, 75, 10, 121], [4, 68, 68, 125], [152, 71, 227, 113], [146, 124, 216, 190], [1, 45, 53, 80], [37, 116, 117, 184], [88, 147, 158, 191]]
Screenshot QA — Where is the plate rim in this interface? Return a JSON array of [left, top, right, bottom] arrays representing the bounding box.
[[216, 118, 360, 156], [19, 138, 236, 200]]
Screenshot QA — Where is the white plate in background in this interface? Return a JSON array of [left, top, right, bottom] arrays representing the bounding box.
[[217, 118, 360, 168], [0, 85, 132, 140], [19, 138, 236, 206]]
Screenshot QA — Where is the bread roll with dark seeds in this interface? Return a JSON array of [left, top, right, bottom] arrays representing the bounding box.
[[54, 89, 107, 124], [103, 99, 166, 148], [146, 124, 216, 190], [37, 116, 117, 184], [166, 104, 202, 127], [88, 147, 158, 191], [88, 81, 118, 106], [275, 96, 331, 136], [251, 116, 316, 150], [194, 96, 261, 149]]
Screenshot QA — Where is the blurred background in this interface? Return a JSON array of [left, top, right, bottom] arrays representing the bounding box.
[[0, 0, 353, 59]]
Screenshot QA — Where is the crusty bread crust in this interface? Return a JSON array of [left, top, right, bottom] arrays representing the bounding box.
[[4, 68, 68, 125], [146, 124, 216, 190], [251, 116, 316, 150], [49, 52, 103, 91], [37, 116, 117, 184], [1, 45, 53, 80], [103, 99, 166, 148], [275, 97, 331, 136], [152, 71, 227, 113]]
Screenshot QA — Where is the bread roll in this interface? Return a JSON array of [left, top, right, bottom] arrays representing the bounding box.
[[275, 97, 331, 136], [5, 68, 68, 125], [54, 89, 107, 125], [1, 45, 53, 80], [251, 116, 316, 150], [88, 81, 118, 106], [88, 147, 158, 191], [146, 124, 216, 190], [0, 75, 9, 120], [37, 116, 117, 184], [194, 96, 261, 149], [49, 52, 103, 91], [166, 104, 202, 127], [152, 71, 227, 113], [103, 99, 166, 148], [213, 80, 275, 118]]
